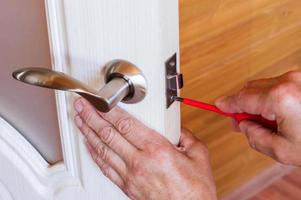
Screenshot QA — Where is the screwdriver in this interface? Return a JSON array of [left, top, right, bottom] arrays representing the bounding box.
[[173, 96, 278, 131]]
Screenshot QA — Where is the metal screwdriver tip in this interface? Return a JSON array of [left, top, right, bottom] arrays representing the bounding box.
[[172, 96, 184, 102]]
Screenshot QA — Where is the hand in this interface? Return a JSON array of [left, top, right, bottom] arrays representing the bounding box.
[[216, 71, 301, 166], [73, 98, 217, 200]]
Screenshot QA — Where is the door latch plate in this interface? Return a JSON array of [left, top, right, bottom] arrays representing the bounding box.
[[166, 53, 184, 108]]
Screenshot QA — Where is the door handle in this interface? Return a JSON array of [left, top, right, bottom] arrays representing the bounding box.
[[12, 60, 147, 112]]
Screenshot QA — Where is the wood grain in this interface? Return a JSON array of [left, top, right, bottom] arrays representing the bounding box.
[[222, 164, 295, 200], [179, 0, 301, 197], [250, 168, 301, 200]]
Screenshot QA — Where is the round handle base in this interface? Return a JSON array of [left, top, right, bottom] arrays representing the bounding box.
[[104, 60, 147, 104]]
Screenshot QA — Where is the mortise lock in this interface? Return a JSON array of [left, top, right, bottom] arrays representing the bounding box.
[[12, 60, 147, 113]]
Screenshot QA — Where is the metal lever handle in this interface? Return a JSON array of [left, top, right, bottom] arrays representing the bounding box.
[[12, 60, 147, 112]]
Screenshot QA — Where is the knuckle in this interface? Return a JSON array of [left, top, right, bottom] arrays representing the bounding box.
[[261, 109, 276, 121], [244, 80, 256, 88], [116, 117, 134, 135], [96, 155, 105, 168], [81, 108, 94, 124], [128, 151, 143, 171], [95, 142, 107, 160], [193, 142, 209, 159], [270, 83, 300, 107], [98, 127, 115, 145], [94, 140, 102, 153], [122, 184, 129, 195], [122, 188, 130, 198], [123, 182, 134, 199], [237, 89, 245, 99], [148, 144, 172, 160], [131, 162, 146, 178], [81, 125, 91, 137], [237, 89, 247, 103], [270, 82, 296, 96], [101, 145, 108, 161], [99, 111, 108, 119], [130, 156, 142, 173], [285, 71, 301, 81], [234, 89, 248, 111], [273, 147, 290, 164], [198, 143, 209, 155]]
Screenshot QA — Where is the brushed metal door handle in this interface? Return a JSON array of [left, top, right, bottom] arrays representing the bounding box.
[[12, 60, 147, 112]]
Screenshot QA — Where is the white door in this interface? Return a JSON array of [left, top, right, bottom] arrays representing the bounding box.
[[0, 0, 180, 199]]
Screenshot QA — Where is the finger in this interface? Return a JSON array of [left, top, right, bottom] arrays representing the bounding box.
[[75, 116, 128, 178], [178, 128, 209, 160], [239, 120, 277, 157], [241, 116, 300, 165], [86, 141, 125, 189], [244, 78, 278, 89], [178, 128, 197, 149], [74, 97, 115, 136], [280, 71, 301, 83], [215, 95, 242, 114], [97, 106, 160, 149], [74, 97, 106, 133], [74, 99, 138, 162], [231, 119, 241, 132], [215, 87, 268, 115]]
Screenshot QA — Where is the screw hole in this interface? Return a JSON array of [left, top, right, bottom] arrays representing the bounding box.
[[169, 61, 176, 67]]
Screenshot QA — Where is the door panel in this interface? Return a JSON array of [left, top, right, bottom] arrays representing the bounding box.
[[180, 0, 301, 197], [47, 0, 180, 199]]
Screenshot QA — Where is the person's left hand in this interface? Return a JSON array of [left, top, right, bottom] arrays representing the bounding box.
[[73, 98, 217, 200]]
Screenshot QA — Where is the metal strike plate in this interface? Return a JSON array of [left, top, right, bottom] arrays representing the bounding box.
[[166, 53, 184, 108]]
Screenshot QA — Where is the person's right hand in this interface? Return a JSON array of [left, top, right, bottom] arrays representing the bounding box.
[[215, 71, 301, 166]]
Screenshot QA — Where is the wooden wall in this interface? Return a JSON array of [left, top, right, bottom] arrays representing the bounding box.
[[179, 0, 301, 197]]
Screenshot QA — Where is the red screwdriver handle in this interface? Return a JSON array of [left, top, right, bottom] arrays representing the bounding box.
[[181, 98, 278, 131], [233, 113, 278, 131]]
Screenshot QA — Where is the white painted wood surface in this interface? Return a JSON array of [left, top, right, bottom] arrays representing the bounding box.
[[0, 0, 180, 199]]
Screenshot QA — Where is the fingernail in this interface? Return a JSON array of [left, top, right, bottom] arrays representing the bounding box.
[[267, 114, 276, 121], [75, 100, 84, 113], [75, 115, 83, 128]]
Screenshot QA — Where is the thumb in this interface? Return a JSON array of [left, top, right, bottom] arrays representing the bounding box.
[[179, 128, 209, 160], [239, 120, 276, 158], [215, 96, 242, 113], [179, 128, 197, 149]]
